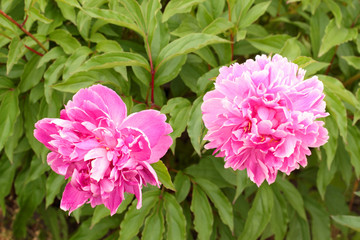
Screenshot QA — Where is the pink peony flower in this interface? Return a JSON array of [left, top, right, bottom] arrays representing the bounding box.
[[34, 85, 172, 215], [202, 54, 329, 186]]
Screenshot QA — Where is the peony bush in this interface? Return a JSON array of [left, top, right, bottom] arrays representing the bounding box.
[[1, 0, 360, 239]]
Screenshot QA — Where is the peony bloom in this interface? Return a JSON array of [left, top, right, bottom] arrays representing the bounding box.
[[202, 54, 328, 186], [34, 85, 172, 215]]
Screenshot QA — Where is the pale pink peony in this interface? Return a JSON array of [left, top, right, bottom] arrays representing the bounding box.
[[202, 54, 329, 186], [34, 85, 172, 215]]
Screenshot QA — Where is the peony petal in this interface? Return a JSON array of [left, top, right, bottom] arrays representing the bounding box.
[[60, 183, 90, 214]]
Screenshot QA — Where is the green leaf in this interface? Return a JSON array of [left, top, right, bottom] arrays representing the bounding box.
[[91, 205, 110, 228], [45, 172, 64, 208], [63, 46, 93, 80], [174, 171, 191, 203], [287, 212, 311, 240], [195, 178, 234, 232], [37, 46, 66, 68], [279, 38, 301, 61], [318, 75, 360, 113], [233, 170, 251, 203], [271, 187, 288, 240], [342, 56, 360, 70], [154, 55, 187, 87], [162, 0, 206, 22], [28, 6, 53, 23], [324, 0, 342, 28], [6, 36, 24, 75], [52, 71, 97, 93], [316, 153, 336, 200], [202, 17, 234, 35], [332, 215, 360, 231], [187, 97, 205, 155], [164, 192, 186, 240], [238, 1, 270, 29], [55, 0, 81, 8], [121, 0, 146, 33], [247, 34, 291, 53], [276, 178, 307, 220], [344, 120, 360, 178], [151, 160, 175, 191], [19, 55, 46, 93], [0, 154, 20, 213], [49, 29, 81, 54], [292, 56, 328, 76], [56, 0, 77, 24], [304, 197, 331, 240], [161, 98, 192, 152], [318, 20, 357, 57], [0, 89, 19, 152], [44, 56, 67, 103], [116, 193, 134, 214], [82, 7, 145, 37], [323, 115, 338, 169], [191, 184, 213, 240], [156, 33, 229, 68], [142, 204, 165, 240], [238, 185, 274, 240], [324, 91, 347, 142], [78, 52, 150, 72], [119, 190, 160, 240]]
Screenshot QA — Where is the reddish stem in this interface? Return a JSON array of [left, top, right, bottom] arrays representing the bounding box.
[[324, 45, 338, 75], [20, 15, 28, 27], [24, 45, 44, 56], [145, 35, 156, 108], [349, 179, 359, 211], [0, 10, 47, 53], [226, 0, 234, 61]]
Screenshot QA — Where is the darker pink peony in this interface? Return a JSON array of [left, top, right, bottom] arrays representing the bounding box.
[[34, 85, 172, 215], [202, 54, 329, 186]]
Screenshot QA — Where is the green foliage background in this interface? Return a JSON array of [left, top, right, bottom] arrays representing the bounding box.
[[1, 0, 360, 239]]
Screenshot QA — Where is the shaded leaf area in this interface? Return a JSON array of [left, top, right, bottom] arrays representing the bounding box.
[[1, 0, 360, 239]]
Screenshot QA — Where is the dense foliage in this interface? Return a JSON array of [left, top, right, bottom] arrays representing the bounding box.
[[1, 0, 360, 239]]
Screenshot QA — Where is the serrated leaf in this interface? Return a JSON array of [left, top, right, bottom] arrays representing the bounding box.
[[318, 20, 357, 57], [195, 178, 234, 232], [49, 29, 81, 54], [174, 171, 191, 203], [78, 52, 150, 72], [152, 160, 175, 191], [156, 33, 229, 68], [187, 97, 205, 155], [119, 190, 160, 240], [191, 184, 213, 240], [164, 192, 186, 240], [238, 184, 274, 240], [202, 17, 233, 35], [276, 178, 307, 220], [162, 0, 206, 22], [142, 204, 165, 240]]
